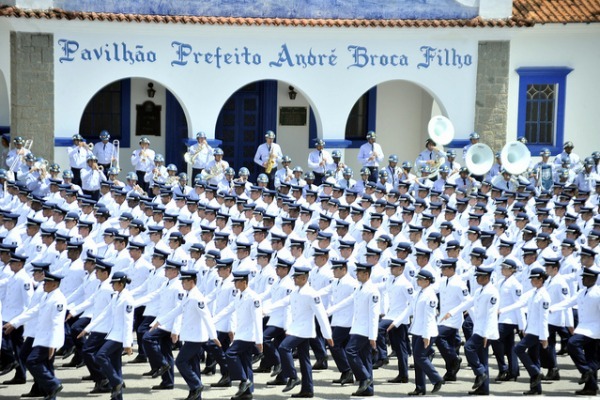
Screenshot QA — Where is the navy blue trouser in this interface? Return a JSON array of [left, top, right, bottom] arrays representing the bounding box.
[[491, 323, 519, 377], [133, 306, 146, 357], [462, 313, 473, 341], [20, 337, 41, 394], [376, 319, 391, 361], [1, 321, 26, 380], [309, 319, 327, 361], [541, 324, 570, 370], [82, 332, 108, 383], [143, 328, 174, 386], [330, 326, 351, 373], [389, 323, 410, 378], [279, 335, 312, 393], [26, 346, 60, 397], [262, 326, 285, 369], [70, 316, 90, 363], [412, 335, 443, 393], [203, 330, 230, 374], [137, 315, 155, 358], [436, 325, 460, 372], [346, 334, 374, 394], [226, 340, 255, 393], [176, 341, 204, 391], [568, 334, 599, 391], [465, 333, 491, 394], [95, 339, 123, 393], [514, 334, 542, 393]]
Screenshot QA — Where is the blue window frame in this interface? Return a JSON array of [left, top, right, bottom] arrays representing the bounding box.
[[516, 67, 572, 155], [78, 79, 131, 148], [309, 87, 376, 148]]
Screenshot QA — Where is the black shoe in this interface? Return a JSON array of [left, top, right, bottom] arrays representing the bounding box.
[[373, 358, 389, 369], [282, 377, 301, 393], [357, 379, 373, 393], [20, 387, 44, 398], [271, 364, 282, 377], [495, 371, 509, 382], [387, 375, 408, 383], [61, 358, 81, 368], [110, 383, 123, 399], [530, 373, 543, 388], [152, 364, 170, 379], [557, 348, 568, 356], [443, 373, 457, 382], [291, 392, 314, 398], [152, 384, 174, 390], [3, 377, 26, 385], [497, 372, 518, 382], [468, 388, 489, 395], [201, 361, 217, 375], [312, 357, 328, 370], [61, 347, 75, 360], [142, 369, 157, 377], [230, 394, 253, 400], [0, 362, 18, 376], [472, 373, 487, 390], [81, 374, 94, 381], [544, 368, 560, 381], [251, 353, 264, 364], [407, 389, 425, 396], [235, 381, 252, 397], [185, 386, 204, 400], [333, 370, 354, 385], [129, 355, 147, 364], [432, 380, 444, 393], [579, 370, 594, 385], [523, 389, 542, 395], [576, 389, 598, 396], [90, 380, 111, 394], [252, 366, 271, 373], [211, 374, 231, 387], [267, 377, 287, 385], [44, 383, 63, 400]]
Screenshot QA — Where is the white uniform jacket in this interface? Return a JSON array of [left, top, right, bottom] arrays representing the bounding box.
[[450, 282, 499, 340], [350, 280, 379, 341]]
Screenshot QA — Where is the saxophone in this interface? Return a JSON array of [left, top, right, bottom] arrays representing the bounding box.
[[265, 148, 277, 174]]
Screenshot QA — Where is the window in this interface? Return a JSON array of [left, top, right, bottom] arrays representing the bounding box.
[[78, 79, 131, 147], [516, 67, 572, 154], [308, 86, 376, 148]]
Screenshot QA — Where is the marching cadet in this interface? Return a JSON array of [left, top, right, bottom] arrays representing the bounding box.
[[259, 257, 294, 383], [388, 269, 444, 396], [152, 270, 220, 400], [249, 248, 277, 303], [376, 258, 413, 384], [499, 267, 551, 395], [277, 265, 333, 398], [204, 258, 236, 383], [216, 270, 263, 400], [129, 248, 170, 364], [541, 256, 572, 381], [320, 259, 358, 386], [0, 252, 33, 383], [79, 272, 135, 400], [491, 259, 524, 382], [143, 259, 184, 391], [3, 271, 67, 400], [345, 263, 379, 396], [550, 266, 600, 396], [436, 258, 470, 382], [73, 259, 115, 394], [443, 265, 499, 396]]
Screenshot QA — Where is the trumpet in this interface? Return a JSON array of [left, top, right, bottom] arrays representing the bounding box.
[[98, 165, 104, 171]]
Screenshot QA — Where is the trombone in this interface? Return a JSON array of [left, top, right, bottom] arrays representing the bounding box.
[[8, 138, 33, 179]]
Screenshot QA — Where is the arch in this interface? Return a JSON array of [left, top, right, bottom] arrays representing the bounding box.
[[213, 78, 323, 179], [341, 79, 448, 173]]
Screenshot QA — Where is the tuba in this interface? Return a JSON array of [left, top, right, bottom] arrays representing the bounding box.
[[500, 141, 531, 175], [465, 143, 494, 176], [423, 116, 454, 178]]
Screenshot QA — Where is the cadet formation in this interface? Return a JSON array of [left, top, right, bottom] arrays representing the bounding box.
[[0, 130, 600, 400]]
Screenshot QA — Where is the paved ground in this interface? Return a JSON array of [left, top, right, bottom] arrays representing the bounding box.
[[0, 348, 594, 399]]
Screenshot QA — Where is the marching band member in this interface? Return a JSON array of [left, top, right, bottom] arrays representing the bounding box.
[[187, 132, 214, 180], [254, 131, 282, 190], [357, 131, 384, 183], [92, 130, 116, 171], [131, 137, 155, 193]]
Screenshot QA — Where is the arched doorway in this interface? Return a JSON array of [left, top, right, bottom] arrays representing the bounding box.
[[214, 80, 277, 180], [79, 78, 189, 173]]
